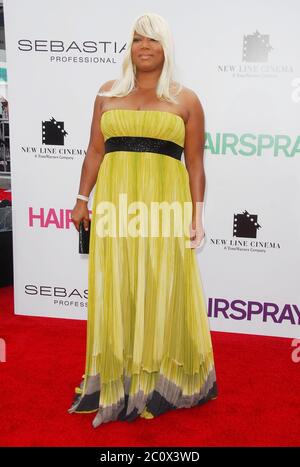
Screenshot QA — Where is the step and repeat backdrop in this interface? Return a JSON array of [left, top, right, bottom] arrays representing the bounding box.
[[4, 0, 300, 337]]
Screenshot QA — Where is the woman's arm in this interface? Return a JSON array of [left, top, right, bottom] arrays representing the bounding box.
[[76, 94, 106, 199], [71, 82, 110, 231], [183, 89, 206, 248]]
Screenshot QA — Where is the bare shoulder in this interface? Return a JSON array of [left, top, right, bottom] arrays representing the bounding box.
[[171, 83, 204, 123], [179, 86, 204, 120], [97, 79, 118, 93], [95, 79, 118, 113]]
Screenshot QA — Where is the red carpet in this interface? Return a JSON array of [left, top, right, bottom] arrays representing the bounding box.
[[0, 285, 299, 447]]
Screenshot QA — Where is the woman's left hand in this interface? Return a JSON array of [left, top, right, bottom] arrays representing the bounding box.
[[189, 218, 205, 249]]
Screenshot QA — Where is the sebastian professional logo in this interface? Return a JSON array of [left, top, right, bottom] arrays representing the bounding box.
[[233, 210, 261, 239], [17, 39, 123, 64], [42, 117, 68, 145], [242, 30, 273, 63], [24, 284, 88, 309]]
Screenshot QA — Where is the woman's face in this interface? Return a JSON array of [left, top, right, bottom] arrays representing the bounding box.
[[131, 31, 164, 71]]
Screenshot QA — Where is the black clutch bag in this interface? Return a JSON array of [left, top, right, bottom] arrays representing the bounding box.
[[79, 219, 91, 254]]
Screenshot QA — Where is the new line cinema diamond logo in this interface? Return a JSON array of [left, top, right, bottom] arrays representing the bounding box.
[[242, 30, 273, 63], [233, 210, 262, 239], [42, 117, 68, 145]]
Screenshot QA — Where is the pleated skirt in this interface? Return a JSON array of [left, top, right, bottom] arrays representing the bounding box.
[[68, 151, 217, 427]]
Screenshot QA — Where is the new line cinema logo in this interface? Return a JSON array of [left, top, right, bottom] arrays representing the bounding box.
[[210, 209, 281, 253], [22, 116, 85, 160], [218, 29, 295, 76]]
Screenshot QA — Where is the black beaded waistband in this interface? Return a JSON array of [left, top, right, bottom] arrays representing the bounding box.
[[104, 136, 183, 161]]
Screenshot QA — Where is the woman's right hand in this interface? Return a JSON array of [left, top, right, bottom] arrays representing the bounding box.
[[71, 200, 90, 232]]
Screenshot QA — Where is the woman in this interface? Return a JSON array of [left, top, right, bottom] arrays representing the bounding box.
[[69, 12, 217, 428]]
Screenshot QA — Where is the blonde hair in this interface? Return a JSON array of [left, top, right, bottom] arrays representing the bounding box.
[[98, 12, 183, 104]]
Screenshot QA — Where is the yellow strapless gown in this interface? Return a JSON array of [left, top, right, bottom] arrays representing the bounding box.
[[68, 109, 217, 428]]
